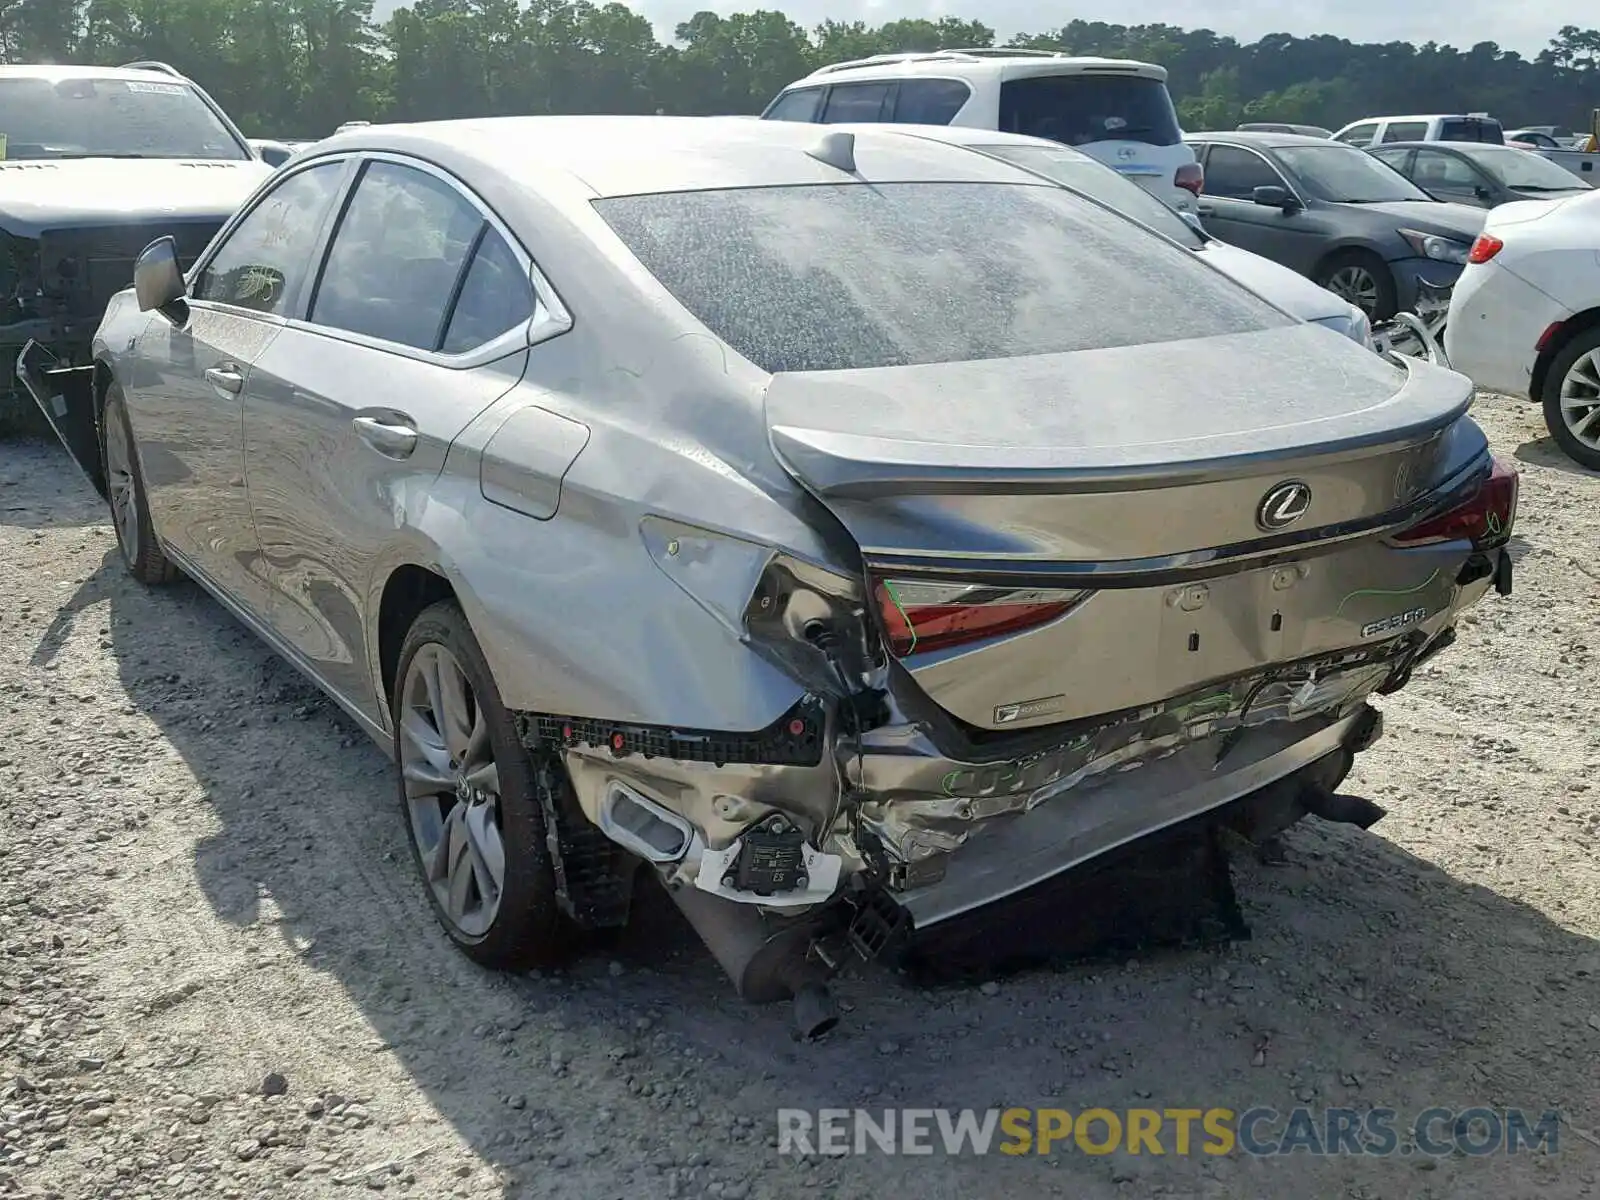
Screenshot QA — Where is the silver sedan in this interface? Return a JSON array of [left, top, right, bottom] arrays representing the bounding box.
[[21, 116, 1517, 1033]]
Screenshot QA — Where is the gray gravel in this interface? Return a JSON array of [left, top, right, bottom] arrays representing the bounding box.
[[1, 392, 1598, 1199]]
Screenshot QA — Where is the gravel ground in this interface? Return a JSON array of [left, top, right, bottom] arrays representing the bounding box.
[[1, 392, 1597, 1200]]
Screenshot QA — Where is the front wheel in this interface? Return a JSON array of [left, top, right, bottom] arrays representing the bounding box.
[[1540, 328, 1600, 471], [1316, 251, 1398, 321], [392, 600, 574, 967], [101, 384, 178, 585]]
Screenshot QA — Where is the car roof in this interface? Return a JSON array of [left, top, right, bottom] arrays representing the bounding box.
[[825, 122, 1095, 157], [789, 51, 1165, 85], [1347, 114, 1493, 124], [315, 115, 1046, 201], [0, 63, 199, 84], [1372, 141, 1525, 152], [1185, 130, 1333, 148]]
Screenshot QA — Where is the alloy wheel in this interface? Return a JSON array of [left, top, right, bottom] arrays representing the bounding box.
[[398, 642, 506, 938], [103, 403, 139, 561], [1557, 349, 1600, 452], [1326, 265, 1381, 315]]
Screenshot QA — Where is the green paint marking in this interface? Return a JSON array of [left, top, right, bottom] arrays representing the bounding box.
[[1334, 569, 1441, 617], [883, 580, 917, 655]]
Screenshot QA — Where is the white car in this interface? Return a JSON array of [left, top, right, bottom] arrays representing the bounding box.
[[760, 49, 1203, 213], [1445, 190, 1600, 469], [1332, 114, 1505, 147], [847, 124, 1372, 345]]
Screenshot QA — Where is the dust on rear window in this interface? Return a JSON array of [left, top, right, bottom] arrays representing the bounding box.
[[593, 182, 1290, 374]]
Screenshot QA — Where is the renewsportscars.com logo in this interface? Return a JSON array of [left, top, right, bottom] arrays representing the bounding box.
[[777, 1106, 1561, 1158]]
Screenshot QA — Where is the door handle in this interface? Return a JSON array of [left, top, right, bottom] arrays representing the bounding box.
[[1196, 204, 1215, 216], [204, 364, 244, 394], [352, 413, 418, 459]]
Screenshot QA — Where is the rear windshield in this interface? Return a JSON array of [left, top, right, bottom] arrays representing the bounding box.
[[976, 143, 1205, 248], [594, 182, 1290, 374], [0, 76, 247, 161], [1469, 145, 1588, 191], [1276, 144, 1433, 203], [1438, 118, 1504, 144], [998, 74, 1182, 148]]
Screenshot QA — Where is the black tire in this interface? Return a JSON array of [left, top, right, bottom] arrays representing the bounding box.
[[392, 600, 574, 968], [101, 384, 179, 585], [1539, 326, 1600, 472], [1315, 250, 1398, 321]]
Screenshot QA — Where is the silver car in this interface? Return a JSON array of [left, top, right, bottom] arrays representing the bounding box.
[[20, 116, 1518, 1034]]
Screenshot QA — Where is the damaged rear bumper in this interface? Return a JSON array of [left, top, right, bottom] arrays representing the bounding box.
[[885, 705, 1375, 927], [516, 631, 1443, 933]]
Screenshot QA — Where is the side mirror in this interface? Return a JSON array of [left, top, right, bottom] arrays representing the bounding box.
[[134, 236, 189, 325], [1473, 185, 1494, 203], [1252, 184, 1297, 210], [258, 145, 291, 168]]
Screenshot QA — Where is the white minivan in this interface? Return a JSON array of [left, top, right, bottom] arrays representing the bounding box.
[[760, 49, 1203, 212]]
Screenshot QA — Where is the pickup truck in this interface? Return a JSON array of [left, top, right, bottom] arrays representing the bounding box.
[[1, 60, 271, 437], [1534, 143, 1600, 181], [1331, 111, 1600, 184]]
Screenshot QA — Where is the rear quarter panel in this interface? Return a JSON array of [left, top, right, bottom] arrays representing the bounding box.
[[410, 323, 851, 733]]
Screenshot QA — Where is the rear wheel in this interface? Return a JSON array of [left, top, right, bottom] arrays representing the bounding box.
[[1540, 328, 1600, 471], [101, 384, 178, 585], [393, 600, 573, 967], [1316, 250, 1397, 321]]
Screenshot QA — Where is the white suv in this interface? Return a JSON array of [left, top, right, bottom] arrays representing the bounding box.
[[761, 49, 1202, 212]]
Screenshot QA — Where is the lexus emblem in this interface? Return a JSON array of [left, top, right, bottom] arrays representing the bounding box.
[[1256, 481, 1312, 531], [1117, 146, 1137, 160]]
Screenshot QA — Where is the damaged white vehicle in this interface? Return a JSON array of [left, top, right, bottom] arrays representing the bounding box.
[[21, 117, 1518, 1035]]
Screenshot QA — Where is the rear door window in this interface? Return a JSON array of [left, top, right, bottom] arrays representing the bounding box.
[[891, 79, 971, 125], [1336, 123, 1378, 146], [763, 88, 823, 123], [998, 73, 1182, 147], [1382, 121, 1428, 143], [821, 82, 893, 123], [594, 182, 1290, 374], [1370, 147, 1416, 175], [1412, 149, 1484, 195], [1199, 145, 1285, 199], [309, 160, 482, 351]]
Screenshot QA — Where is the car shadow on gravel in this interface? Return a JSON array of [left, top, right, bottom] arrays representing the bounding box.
[[1513, 434, 1600, 479], [33, 546, 1600, 1199], [0, 437, 106, 528]]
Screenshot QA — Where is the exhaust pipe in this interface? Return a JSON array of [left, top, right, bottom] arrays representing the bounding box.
[[666, 880, 840, 1039]]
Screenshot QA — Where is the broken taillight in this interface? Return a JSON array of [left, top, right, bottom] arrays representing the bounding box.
[[872, 579, 1088, 657], [1389, 457, 1518, 549]]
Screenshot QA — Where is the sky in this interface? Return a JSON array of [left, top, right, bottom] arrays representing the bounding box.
[[370, 0, 1572, 59]]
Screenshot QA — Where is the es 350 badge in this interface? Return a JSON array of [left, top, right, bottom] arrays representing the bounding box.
[[1361, 606, 1429, 638]]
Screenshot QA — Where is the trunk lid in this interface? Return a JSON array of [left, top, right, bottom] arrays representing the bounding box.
[[765, 322, 1487, 731]]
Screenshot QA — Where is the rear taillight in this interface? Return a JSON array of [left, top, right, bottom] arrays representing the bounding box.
[[873, 580, 1088, 658], [1174, 162, 1204, 196], [1389, 457, 1518, 549], [1467, 234, 1503, 264]]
